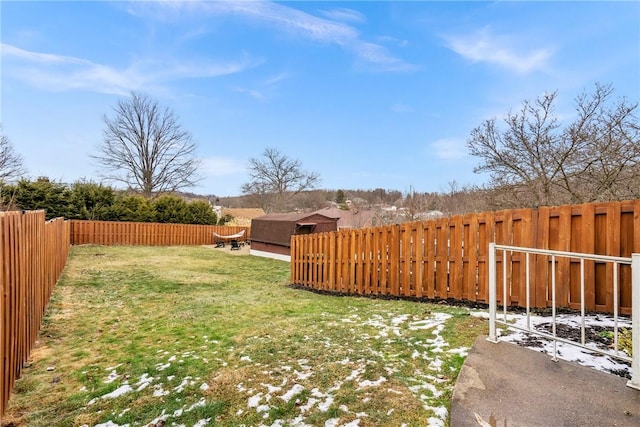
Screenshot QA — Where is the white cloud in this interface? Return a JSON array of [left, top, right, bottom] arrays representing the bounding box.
[[201, 156, 246, 177], [144, 0, 414, 72], [1, 43, 260, 95], [318, 7, 366, 24], [444, 27, 552, 74], [429, 138, 467, 160]]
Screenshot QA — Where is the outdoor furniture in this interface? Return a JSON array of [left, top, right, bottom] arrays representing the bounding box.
[[230, 239, 241, 250], [213, 229, 246, 247]]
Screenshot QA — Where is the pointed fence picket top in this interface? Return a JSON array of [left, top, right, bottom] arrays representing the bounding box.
[[291, 199, 640, 315]]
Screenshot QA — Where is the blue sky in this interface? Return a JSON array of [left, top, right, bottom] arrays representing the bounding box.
[[2, 1, 639, 197]]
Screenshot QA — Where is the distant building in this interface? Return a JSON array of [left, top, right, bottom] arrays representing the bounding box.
[[312, 207, 376, 229], [221, 208, 266, 226], [250, 212, 338, 261]]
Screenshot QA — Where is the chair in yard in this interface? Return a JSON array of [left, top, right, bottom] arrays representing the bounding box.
[[213, 229, 246, 248], [230, 239, 241, 250], [214, 236, 226, 248]]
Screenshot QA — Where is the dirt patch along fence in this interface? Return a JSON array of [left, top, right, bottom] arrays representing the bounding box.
[[291, 200, 640, 315], [1, 211, 70, 418], [69, 220, 250, 246]]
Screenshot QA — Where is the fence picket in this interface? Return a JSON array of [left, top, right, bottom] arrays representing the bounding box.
[[1, 211, 70, 418], [290, 200, 637, 315]]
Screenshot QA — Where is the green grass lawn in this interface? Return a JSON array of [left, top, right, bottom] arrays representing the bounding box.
[[5, 245, 487, 427]]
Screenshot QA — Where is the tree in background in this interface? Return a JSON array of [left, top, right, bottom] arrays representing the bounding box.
[[151, 194, 217, 225], [0, 128, 26, 183], [185, 200, 218, 225], [68, 181, 115, 220], [94, 92, 202, 198], [10, 178, 71, 219], [103, 194, 156, 222], [241, 147, 321, 212], [335, 189, 350, 210], [153, 194, 190, 223], [467, 83, 639, 208]]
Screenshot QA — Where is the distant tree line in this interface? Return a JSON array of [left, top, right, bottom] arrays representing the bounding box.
[[0, 179, 219, 224], [2, 83, 637, 224]]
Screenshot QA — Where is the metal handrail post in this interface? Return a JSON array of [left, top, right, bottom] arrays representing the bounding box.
[[488, 242, 498, 343], [628, 253, 640, 390]]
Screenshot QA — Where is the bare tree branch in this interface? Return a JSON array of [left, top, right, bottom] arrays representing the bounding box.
[[467, 83, 640, 208], [241, 147, 321, 212], [0, 128, 26, 183], [93, 92, 202, 197]]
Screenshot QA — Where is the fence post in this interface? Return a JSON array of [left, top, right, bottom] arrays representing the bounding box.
[[487, 242, 498, 343], [628, 253, 640, 390]]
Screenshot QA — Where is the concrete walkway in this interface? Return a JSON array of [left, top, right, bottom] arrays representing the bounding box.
[[451, 336, 640, 427]]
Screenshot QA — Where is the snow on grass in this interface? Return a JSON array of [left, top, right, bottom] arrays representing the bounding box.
[[471, 311, 632, 377], [230, 309, 460, 426], [78, 310, 466, 426]]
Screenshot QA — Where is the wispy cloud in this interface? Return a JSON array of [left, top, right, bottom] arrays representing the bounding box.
[[443, 26, 552, 74], [143, 0, 415, 72], [429, 138, 467, 160], [318, 7, 366, 24], [1, 43, 260, 95], [232, 71, 291, 101]]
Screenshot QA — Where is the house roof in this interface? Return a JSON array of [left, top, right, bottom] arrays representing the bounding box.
[[222, 208, 266, 220], [313, 207, 376, 229], [251, 212, 338, 246]]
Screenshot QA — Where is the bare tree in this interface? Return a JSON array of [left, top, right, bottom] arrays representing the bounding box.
[[94, 92, 201, 197], [467, 83, 640, 208], [241, 147, 320, 212], [0, 129, 26, 182], [561, 83, 640, 202]]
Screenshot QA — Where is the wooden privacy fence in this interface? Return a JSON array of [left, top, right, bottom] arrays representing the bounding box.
[[291, 200, 640, 315], [1, 211, 70, 417], [70, 220, 250, 246]]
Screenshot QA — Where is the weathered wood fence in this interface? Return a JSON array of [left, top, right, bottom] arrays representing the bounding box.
[[1, 211, 70, 417], [70, 220, 250, 246], [291, 200, 640, 315]]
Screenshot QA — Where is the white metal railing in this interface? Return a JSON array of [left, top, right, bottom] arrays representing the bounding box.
[[487, 242, 640, 390]]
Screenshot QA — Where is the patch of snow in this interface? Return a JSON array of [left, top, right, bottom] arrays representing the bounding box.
[[262, 383, 282, 394], [146, 410, 168, 426], [295, 369, 313, 380], [97, 384, 132, 401], [104, 370, 119, 384], [357, 376, 387, 389], [448, 347, 469, 357], [193, 418, 211, 427], [156, 362, 171, 371], [409, 313, 451, 330], [427, 417, 445, 427], [173, 376, 194, 393], [299, 397, 318, 412], [280, 384, 305, 402], [200, 383, 210, 391], [135, 373, 154, 391], [184, 397, 207, 412], [152, 384, 169, 397], [248, 392, 264, 408], [318, 395, 334, 412], [94, 422, 129, 427], [472, 311, 633, 376], [325, 418, 340, 427], [256, 403, 270, 413]]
